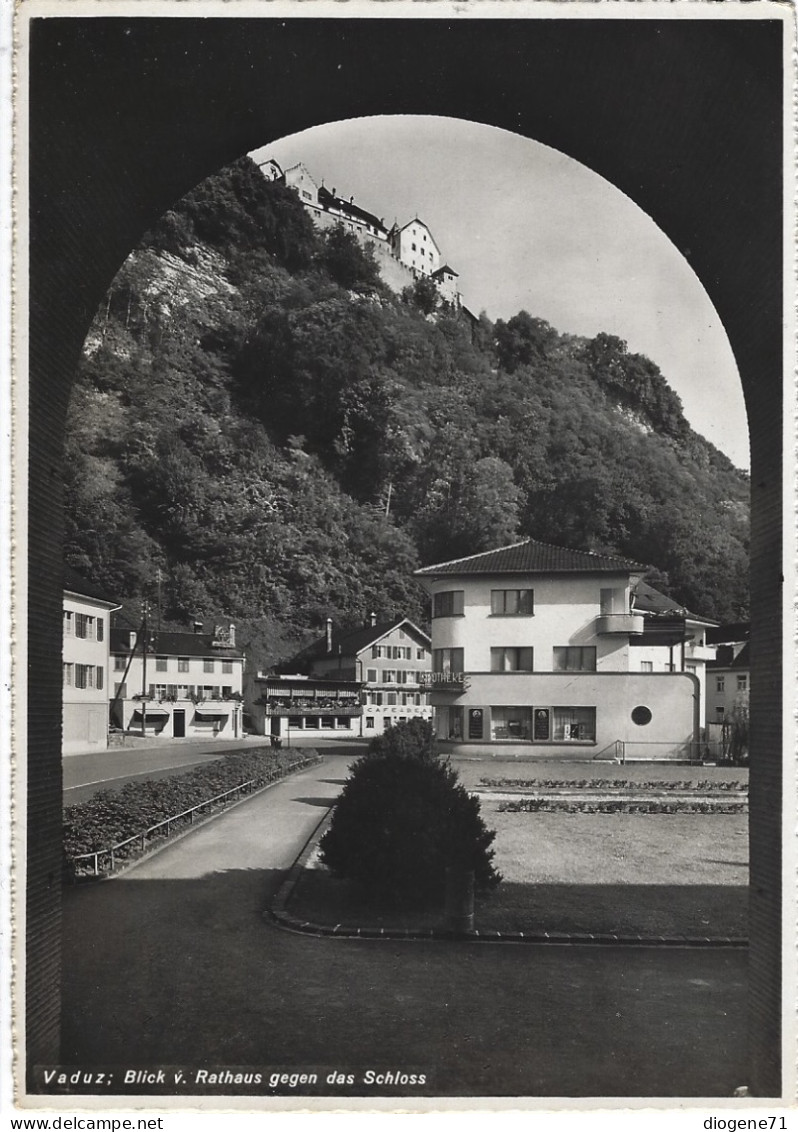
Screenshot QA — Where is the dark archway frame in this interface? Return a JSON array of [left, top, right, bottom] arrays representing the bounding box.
[[25, 17, 784, 1096]]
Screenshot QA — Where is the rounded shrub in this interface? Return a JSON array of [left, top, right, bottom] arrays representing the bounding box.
[[319, 721, 501, 905]]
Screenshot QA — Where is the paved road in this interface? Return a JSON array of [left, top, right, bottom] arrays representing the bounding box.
[[63, 736, 368, 804], [59, 751, 749, 1099]]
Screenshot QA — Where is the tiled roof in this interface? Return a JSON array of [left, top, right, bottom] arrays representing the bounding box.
[[63, 565, 120, 607], [294, 618, 430, 663], [317, 186, 387, 234], [706, 622, 750, 645], [110, 627, 243, 659], [432, 264, 459, 277], [414, 538, 647, 578], [707, 642, 750, 671], [631, 580, 717, 626]]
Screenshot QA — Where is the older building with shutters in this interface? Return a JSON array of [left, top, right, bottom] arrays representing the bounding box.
[[62, 567, 120, 755], [415, 538, 716, 760], [109, 622, 245, 739]]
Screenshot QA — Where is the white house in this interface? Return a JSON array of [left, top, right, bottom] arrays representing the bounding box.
[[110, 622, 245, 739], [414, 538, 716, 761], [705, 624, 750, 725], [389, 218, 442, 278], [62, 567, 120, 755]]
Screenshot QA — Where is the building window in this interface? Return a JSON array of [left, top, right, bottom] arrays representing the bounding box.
[[553, 646, 597, 672], [335, 717, 350, 729], [114, 655, 127, 671], [75, 613, 93, 639], [386, 692, 398, 706], [373, 692, 384, 706], [640, 661, 654, 673], [321, 717, 335, 729], [63, 663, 73, 686], [154, 684, 168, 699], [737, 675, 748, 692], [716, 676, 725, 692], [433, 590, 464, 618], [75, 665, 91, 689], [177, 685, 190, 699], [96, 619, 104, 642], [366, 717, 375, 729], [222, 660, 233, 674], [417, 648, 425, 660], [716, 706, 726, 718], [178, 657, 190, 673], [631, 705, 652, 726], [490, 706, 532, 741], [204, 659, 215, 673], [63, 610, 74, 636], [383, 669, 396, 683], [222, 686, 232, 698], [432, 648, 464, 677], [96, 667, 104, 691], [491, 647, 534, 672], [155, 657, 167, 672], [288, 716, 303, 728], [367, 668, 378, 682], [491, 589, 534, 616], [552, 707, 596, 741]]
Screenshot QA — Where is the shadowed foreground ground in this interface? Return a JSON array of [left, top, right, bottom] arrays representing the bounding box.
[[57, 756, 749, 1099]]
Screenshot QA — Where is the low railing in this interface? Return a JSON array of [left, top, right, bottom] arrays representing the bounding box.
[[67, 754, 321, 879], [593, 740, 730, 764]]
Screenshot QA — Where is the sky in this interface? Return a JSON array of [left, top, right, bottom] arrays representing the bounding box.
[[250, 115, 749, 470]]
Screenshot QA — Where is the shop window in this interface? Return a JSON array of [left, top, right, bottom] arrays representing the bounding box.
[[553, 707, 596, 740], [490, 706, 532, 741], [288, 716, 303, 728]]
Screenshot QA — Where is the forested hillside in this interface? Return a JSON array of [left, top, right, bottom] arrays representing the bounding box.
[[64, 156, 750, 670]]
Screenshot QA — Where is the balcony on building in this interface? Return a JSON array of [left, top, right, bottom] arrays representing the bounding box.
[[596, 612, 645, 635]]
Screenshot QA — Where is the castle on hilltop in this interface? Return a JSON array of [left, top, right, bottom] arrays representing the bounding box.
[[257, 157, 461, 307]]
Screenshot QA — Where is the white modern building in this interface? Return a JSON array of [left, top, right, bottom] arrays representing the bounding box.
[[414, 538, 717, 761], [62, 567, 120, 755]]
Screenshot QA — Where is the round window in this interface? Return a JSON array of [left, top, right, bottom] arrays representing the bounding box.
[[632, 706, 652, 726]]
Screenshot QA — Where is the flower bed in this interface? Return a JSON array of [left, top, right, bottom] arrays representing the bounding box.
[[64, 749, 320, 878], [499, 798, 745, 814], [481, 777, 746, 792]]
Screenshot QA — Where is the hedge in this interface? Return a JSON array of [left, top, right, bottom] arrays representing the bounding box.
[[64, 749, 320, 873]]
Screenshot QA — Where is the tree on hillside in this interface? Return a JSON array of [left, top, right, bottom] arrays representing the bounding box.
[[494, 311, 558, 372], [315, 224, 383, 292]]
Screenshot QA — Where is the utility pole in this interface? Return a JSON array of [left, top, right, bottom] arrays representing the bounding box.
[[155, 568, 162, 636], [141, 600, 149, 738]]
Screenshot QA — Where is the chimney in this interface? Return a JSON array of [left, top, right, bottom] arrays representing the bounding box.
[[326, 618, 333, 654], [228, 623, 236, 647], [370, 611, 377, 627], [129, 631, 137, 649]]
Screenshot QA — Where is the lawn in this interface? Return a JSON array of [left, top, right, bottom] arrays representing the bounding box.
[[288, 783, 749, 939]]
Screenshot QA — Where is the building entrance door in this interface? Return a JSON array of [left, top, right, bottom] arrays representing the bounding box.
[[173, 710, 186, 738]]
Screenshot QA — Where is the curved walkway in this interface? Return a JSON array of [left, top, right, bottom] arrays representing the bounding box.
[[60, 753, 749, 1098]]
